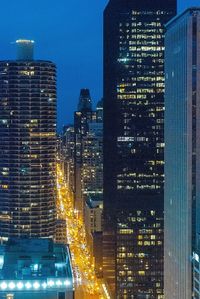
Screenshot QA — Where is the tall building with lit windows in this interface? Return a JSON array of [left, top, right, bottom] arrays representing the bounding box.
[[82, 101, 103, 199], [103, 0, 176, 298], [0, 40, 56, 240], [164, 8, 200, 299], [62, 125, 75, 194], [74, 89, 96, 213]]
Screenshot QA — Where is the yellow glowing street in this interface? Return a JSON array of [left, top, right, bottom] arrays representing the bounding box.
[[57, 163, 109, 299]]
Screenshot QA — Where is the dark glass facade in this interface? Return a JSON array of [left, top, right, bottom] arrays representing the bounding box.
[[116, 206, 163, 298], [0, 60, 56, 239], [103, 0, 176, 297], [164, 9, 200, 299]]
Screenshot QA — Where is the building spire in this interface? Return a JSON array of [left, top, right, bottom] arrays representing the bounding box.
[[77, 88, 92, 112]]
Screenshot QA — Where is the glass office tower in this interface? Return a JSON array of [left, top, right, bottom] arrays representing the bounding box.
[[0, 40, 56, 240], [103, 0, 176, 298], [164, 8, 200, 299]]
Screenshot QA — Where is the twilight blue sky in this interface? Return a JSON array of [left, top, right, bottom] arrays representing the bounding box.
[[0, 0, 197, 130]]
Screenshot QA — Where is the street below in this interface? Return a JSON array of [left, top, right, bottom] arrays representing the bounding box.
[[57, 164, 109, 299]]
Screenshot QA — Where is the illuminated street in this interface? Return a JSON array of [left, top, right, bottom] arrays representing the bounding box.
[[57, 163, 109, 299]]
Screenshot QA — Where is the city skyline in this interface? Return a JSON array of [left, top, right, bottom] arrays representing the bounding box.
[[0, 0, 198, 130], [0, 1, 200, 299]]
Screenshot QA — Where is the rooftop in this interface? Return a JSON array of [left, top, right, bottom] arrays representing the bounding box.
[[166, 7, 200, 29], [86, 194, 103, 209], [0, 238, 73, 293]]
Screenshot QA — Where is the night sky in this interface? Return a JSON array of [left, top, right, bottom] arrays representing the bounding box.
[[0, 0, 197, 130]]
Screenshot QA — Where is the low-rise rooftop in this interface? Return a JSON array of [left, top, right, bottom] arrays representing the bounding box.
[[0, 238, 73, 294]]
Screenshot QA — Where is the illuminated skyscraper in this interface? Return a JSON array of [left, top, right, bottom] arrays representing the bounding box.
[[62, 125, 75, 194], [164, 8, 200, 299], [103, 0, 176, 297], [0, 40, 56, 240], [82, 102, 103, 199], [74, 89, 96, 213]]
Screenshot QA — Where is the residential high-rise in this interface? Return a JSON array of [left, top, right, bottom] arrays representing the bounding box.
[[103, 0, 176, 297], [0, 40, 56, 240], [164, 8, 200, 299]]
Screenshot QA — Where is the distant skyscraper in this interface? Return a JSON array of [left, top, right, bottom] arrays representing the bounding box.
[[0, 40, 57, 240], [74, 89, 96, 212], [82, 102, 103, 198], [164, 8, 200, 299], [77, 88, 92, 112], [62, 125, 75, 194], [103, 0, 176, 297], [96, 99, 103, 123]]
